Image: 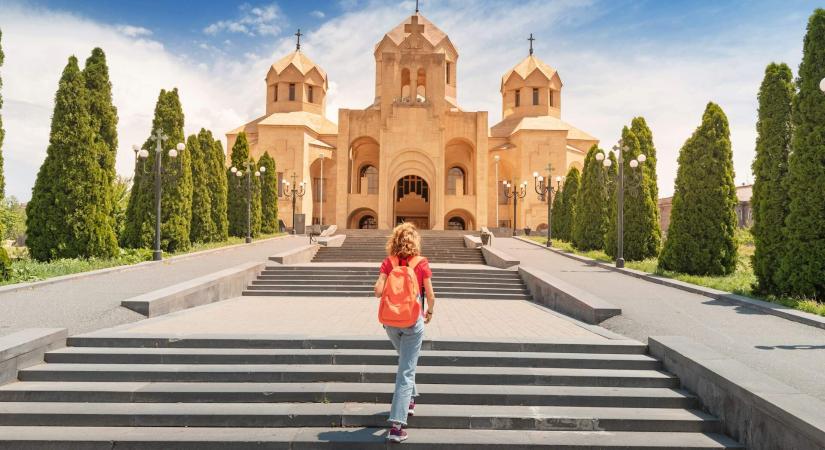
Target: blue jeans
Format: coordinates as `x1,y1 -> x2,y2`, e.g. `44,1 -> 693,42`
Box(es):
384,316 -> 424,425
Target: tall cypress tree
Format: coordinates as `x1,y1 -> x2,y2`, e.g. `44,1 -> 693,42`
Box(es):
0,28 -> 5,199
209,137 -> 229,241
555,167 -> 580,241
121,88 -> 192,252
751,63 -> 794,295
550,185 -> 564,241
572,146 -> 612,251
189,133 -> 212,243
259,152 -> 279,234
605,126 -> 660,261
780,9 -> 825,298
82,47 -> 119,250
26,56 -> 118,260
659,103 -> 737,275
227,133 -> 262,237
631,116 -> 661,251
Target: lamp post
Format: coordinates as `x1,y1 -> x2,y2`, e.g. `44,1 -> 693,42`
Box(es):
503,179 -> 528,236
595,141 -> 646,268
494,155 -> 500,229
318,153 -> 325,227
132,129 -> 186,261
533,163 -> 563,247
279,172 -> 306,234
230,160 -> 265,243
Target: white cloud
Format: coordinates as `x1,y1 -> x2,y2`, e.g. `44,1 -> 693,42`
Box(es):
115,24 -> 152,38
311,10 -> 326,19
203,3 -> 282,37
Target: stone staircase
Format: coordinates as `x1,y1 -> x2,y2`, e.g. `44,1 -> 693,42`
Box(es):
0,334 -> 743,448
244,266 -> 532,300
313,229 -> 485,264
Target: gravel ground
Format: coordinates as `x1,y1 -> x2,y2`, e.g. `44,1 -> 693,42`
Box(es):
0,235 -> 307,337
496,237 -> 825,402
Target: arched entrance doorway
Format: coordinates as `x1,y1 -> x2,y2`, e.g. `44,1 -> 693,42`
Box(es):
393,175 -> 429,229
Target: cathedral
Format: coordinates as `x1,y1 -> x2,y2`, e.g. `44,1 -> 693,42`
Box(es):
227,12 -> 598,231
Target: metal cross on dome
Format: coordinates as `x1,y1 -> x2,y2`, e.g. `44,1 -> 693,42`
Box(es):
295,29 -> 302,50
528,33 -> 535,55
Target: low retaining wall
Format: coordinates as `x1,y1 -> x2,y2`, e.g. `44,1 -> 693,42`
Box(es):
269,244 -> 319,265
121,262 -> 266,317
481,246 -> 519,269
0,328 -> 67,385
317,235 -> 345,247
518,266 -> 621,324
463,235 -> 482,248
649,336 -> 825,449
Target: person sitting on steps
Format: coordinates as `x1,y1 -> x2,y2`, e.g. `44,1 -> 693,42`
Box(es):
374,222 -> 436,443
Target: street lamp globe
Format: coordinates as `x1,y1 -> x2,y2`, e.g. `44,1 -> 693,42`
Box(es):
820,77 -> 825,93
139,149 -> 149,159
555,175 -> 562,182
494,155 -> 500,162
533,171 -> 539,178
603,158 -> 613,167
595,152 -> 605,161
260,166 -> 266,173
236,170 -> 243,177
230,167 -> 238,173
629,159 -> 638,168
168,149 -> 178,158
132,144 -> 140,152
637,154 -> 647,163
176,143 -> 185,151
537,175 -> 544,182
255,171 -> 261,177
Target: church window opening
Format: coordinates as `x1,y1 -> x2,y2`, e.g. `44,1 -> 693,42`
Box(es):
515,89 -> 521,107
273,84 -> 278,102
396,175 -> 429,202
277,172 -> 284,196
446,62 -> 451,84
308,85 -> 314,103
289,83 -> 296,101
360,165 -> 378,194
447,217 -> 466,230
401,68 -> 411,102
532,88 -> 539,105
498,182 -> 508,205
549,90 -> 555,107
447,167 -> 465,195
312,177 -> 326,203
416,68 -> 426,102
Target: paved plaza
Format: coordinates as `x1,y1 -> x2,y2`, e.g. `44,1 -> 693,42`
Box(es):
495,237 -> 825,402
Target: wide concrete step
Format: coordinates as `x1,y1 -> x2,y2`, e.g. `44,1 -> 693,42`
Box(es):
0,426 -> 745,448
0,382 -> 696,408
259,270 -> 515,278
251,279 -> 526,288
43,348 -> 661,370
242,289 -> 532,299
0,402 -> 720,432
265,267 -> 513,274
18,364 -> 678,387
245,285 -> 529,294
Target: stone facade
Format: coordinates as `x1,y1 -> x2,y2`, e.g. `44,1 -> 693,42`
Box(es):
227,13 -> 597,230
658,184 -> 753,233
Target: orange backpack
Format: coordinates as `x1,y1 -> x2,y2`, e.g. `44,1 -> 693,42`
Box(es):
378,255 -> 422,328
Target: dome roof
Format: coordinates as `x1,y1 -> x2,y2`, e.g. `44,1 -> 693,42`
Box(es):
270,50 -> 327,81
501,54 -> 558,85
381,13 -> 449,48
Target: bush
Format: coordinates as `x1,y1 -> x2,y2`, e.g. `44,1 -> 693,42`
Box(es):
0,247 -> 10,280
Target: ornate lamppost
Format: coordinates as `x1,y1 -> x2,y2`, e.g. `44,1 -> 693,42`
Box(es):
595,141 -> 646,268
132,129 -> 186,261
503,179 -> 528,237
279,172 -> 306,234
230,160 -> 265,243
533,163 -> 563,247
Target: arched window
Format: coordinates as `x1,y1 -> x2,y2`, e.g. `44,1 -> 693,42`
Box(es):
307,85 -> 314,103
416,68 -> 426,102
447,216 -> 465,230
446,167 -> 465,195
515,89 -> 521,107
359,215 -> 377,229
400,68 -> 411,102
359,165 -> 378,194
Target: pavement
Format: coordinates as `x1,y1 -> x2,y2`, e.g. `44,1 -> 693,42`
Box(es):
494,237 -> 825,402
0,235 -> 308,337
96,295 -> 610,342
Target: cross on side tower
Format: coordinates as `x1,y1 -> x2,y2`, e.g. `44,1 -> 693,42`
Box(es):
295,29 -> 302,51
405,15 -> 425,34
528,33 -> 535,56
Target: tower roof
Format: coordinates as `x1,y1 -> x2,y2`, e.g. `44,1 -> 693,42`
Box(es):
501,54 -> 558,85
381,13 -> 449,48
270,50 -> 327,81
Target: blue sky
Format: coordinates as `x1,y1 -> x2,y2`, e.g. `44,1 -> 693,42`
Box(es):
0,0 -> 820,201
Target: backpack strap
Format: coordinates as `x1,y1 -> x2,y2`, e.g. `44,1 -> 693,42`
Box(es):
389,255 -> 399,268
408,256 -> 423,270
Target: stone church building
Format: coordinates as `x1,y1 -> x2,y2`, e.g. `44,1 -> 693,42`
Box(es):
227,13 -> 597,231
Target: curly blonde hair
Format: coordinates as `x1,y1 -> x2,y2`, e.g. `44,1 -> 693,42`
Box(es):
386,222 -> 421,258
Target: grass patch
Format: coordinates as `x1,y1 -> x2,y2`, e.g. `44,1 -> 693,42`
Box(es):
2,233 -> 284,286
525,231 -> 824,317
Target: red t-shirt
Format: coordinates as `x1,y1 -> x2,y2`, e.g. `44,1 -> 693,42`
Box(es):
379,255 -> 432,292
